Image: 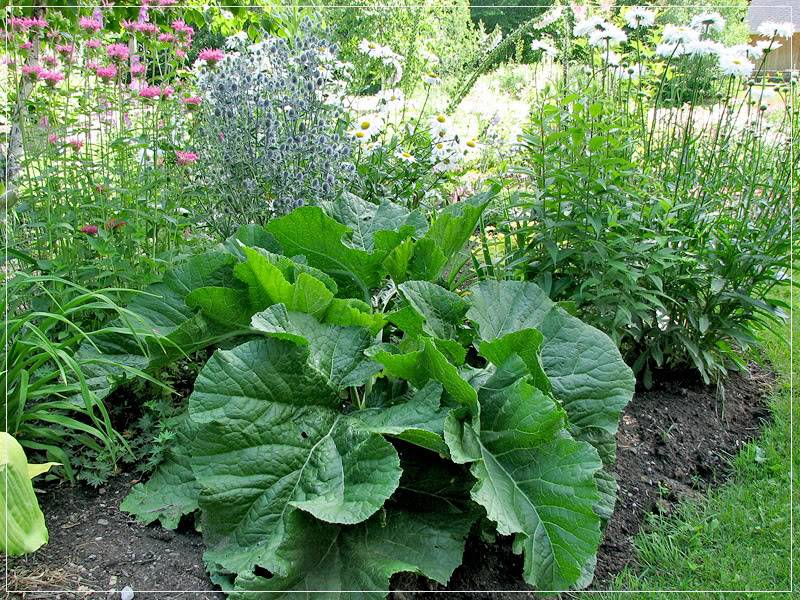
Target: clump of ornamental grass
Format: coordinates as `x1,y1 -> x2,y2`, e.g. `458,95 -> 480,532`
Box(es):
191,18 -> 357,236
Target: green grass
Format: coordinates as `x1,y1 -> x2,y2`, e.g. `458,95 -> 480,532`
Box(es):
596,283 -> 797,600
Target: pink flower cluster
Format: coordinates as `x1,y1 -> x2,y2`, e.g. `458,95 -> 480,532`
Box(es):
181,96 -> 202,108
106,43 -> 130,61
171,20 -> 194,37
80,224 -> 99,235
175,150 -> 198,165
9,16 -> 47,31
95,65 -> 117,81
139,85 -> 174,100
55,43 -> 75,56
86,39 -> 102,49
22,64 -> 44,80
120,20 -> 159,36
78,16 -> 103,33
42,70 -> 64,87
198,48 -> 224,66
131,61 -> 147,76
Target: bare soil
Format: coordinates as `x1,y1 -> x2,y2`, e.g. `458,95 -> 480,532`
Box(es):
6,364 -> 773,599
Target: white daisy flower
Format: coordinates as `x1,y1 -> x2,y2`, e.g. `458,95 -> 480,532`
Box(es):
686,40 -> 722,57
375,88 -> 404,112
623,7 -> 656,29
396,149 -> 417,163
656,42 -> 687,58
530,39 -> 558,57
661,24 -> 700,45
718,50 -> 755,77
350,114 -> 383,140
432,152 -> 460,173
418,47 -> 440,65
589,23 -> 627,47
757,21 -> 795,39
461,137 -> 480,154
574,16 -> 607,37
690,12 -> 725,32
429,113 -> 452,137
422,71 -> 441,86
756,39 -> 783,52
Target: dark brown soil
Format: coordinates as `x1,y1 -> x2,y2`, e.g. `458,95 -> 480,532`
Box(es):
6,364 -> 773,598
5,476 -> 223,599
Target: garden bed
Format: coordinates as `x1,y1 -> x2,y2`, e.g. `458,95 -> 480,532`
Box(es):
8,363 -> 772,598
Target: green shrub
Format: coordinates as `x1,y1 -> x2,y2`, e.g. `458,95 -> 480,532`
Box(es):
318,0 -> 481,91
116,192 -> 634,594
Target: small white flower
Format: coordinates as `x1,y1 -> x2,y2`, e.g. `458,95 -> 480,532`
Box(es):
429,113 -> 453,138
756,39 -> 783,52
573,16 -> 606,37
461,137 -> 480,154
418,47 -> 440,65
690,12 -> 725,32
656,42 -> 687,58
622,7 -> 656,29
757,21 -> 795,39
589,23 -> 627,47
661,24 -> 700,45
375,88 -> 404,112
530,39 -> 558,57
422,71 -> 441,86
686,40 -> 722,57
432,152 -> 460,173
396,149 -> 416,163
350,114 -> 383,140
718,50 -> 754,77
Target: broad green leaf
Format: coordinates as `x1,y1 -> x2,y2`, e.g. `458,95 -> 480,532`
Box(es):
414,190 -> 494,279
467,280 -> 634,464
446,362 -> 602,590
231,507 -> 475,599
265,207 -> 413,299
186,287 -> 253,327
251,306 -> 382,389
323,193 -> 428,251
189,338 -> 400,576
353,381 -> 449,454
121,412 -> 200,529
476,328 -> 550,393
367,338 -> 478,413
398,281 -> 468,340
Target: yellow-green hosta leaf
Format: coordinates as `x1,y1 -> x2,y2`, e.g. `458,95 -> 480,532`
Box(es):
27,462 -> 60,479
0,433 -> 49,556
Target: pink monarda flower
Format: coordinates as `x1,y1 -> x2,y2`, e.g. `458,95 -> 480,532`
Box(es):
171,19 -> 194,37
42,70 -> 65,87
130,62 -> 146,76
56,43 -> 75,56
22,64 -> 44,80
95,65 -> 117,81
20,41 -> 33,51
80,224 -> 98,235
120,19 -> 136,31
158,32 -> 176,43
198,48 -> 224,66
175,150 -> 198,165
106,43 -> 130,62
67,137 -> 84,151
78,16 -> 103,33
138,22 -> 159,36
161,85 -> 175,98
29,17 -> 47,29
175,48 -> 187,60
48,134 -> 59,145
86,60 -> 100,71
159,0 -> 179,6
42,54 -> 58,66
139,85 -> 174,100
10,16 -> 47,31
181,95 -> 202,108
86,38 -> 102,49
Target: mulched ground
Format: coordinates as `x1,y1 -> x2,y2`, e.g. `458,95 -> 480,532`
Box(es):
6,363 -> 773,599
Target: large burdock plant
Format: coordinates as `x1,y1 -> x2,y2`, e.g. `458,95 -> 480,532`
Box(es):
119,191 -> 634,594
